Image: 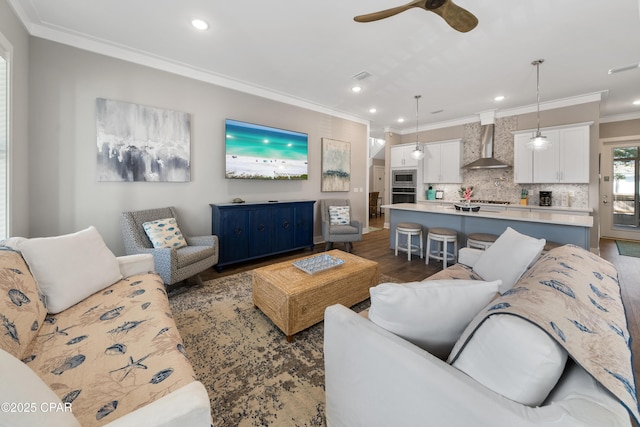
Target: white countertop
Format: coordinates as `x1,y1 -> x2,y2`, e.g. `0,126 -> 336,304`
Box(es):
381,203 -> 593,228
417,199 -> 592,213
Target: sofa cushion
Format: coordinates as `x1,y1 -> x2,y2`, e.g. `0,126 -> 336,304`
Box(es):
329,206 -> 350,225
450,314 -> 568,406
23,273 -> 197,426
0,348 -> 82,427
472,227 -> 545,293
18,226 -> 123,314
0,248 -> 47,359
368,279 -> 501,359
142,217 -> 187,249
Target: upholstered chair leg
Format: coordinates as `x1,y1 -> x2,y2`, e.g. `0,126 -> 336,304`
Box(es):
325,242 -> 333,251
194,274 -> 204,287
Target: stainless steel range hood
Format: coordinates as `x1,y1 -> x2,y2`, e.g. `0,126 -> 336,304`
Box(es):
463,124 -> 510,169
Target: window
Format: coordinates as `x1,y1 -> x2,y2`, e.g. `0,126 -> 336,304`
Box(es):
0,34 -> 10,239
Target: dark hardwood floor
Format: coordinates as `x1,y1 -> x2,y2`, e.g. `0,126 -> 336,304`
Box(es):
201,213 -> 640,400
201,214 -> 442,283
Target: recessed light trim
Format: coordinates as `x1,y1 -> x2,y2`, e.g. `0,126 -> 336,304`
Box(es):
494,95 -> 505,101
633,100 -> 640,106
397,118 -> 405,123
351,86 -> 362,93
191,19 -> 209,30
369,108 -> 377,113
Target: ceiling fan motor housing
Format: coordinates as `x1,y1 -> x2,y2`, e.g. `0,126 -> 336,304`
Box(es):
426,0 -> 447,10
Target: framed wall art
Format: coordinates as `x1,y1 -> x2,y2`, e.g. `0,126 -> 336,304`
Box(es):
321,137 -> 351,192
96,98 -> 191,182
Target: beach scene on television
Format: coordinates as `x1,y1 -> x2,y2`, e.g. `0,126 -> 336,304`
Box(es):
225,119 -> 308,180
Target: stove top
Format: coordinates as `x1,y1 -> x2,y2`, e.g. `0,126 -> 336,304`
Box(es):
470,200 -> 511,205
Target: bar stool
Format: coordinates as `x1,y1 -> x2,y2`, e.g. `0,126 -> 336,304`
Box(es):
543,241 -> 563,254
426,228 -> 457,268
395,222 -> 424,261
467,233 -> 499,250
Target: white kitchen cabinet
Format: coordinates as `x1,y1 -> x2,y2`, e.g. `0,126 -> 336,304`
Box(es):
513,124 -> 590,184
422,139 -> 463,184
558,126 -> 590,183
513,133 -> 534,183
390,145 -> 420,168
532,130 -> 561,183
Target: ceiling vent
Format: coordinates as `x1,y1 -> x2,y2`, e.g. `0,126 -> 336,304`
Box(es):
352,71 -> 373,81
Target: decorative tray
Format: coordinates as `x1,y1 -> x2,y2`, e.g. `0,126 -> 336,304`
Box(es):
293,254 -> 344,274
454,203 -> 481,212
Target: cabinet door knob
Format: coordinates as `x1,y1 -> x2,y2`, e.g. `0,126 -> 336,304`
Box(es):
257,224 -> 266,232
234,227 -> 243,235
282,220 -> 290,229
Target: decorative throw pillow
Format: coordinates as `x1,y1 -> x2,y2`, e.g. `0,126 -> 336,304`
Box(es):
18,226 -> 123,314
450,314 -> 568,406
368,279 -> 501,359
142,217 -> 187,249
329,206 -> 350,225
472,227 -> 545,293
0,348 -> 82,427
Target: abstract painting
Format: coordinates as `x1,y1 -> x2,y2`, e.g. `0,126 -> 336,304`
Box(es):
321,138 -> 350,192
96,98 -> 191,182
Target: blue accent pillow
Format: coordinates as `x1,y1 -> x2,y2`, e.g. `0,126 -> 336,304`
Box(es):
329,206 -> 350,225
142,218 -> 187,249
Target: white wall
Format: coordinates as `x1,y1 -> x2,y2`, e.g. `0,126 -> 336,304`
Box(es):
0,0 -> 30,237
28,37 -> 368,255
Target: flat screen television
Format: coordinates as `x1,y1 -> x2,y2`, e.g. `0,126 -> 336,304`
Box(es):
225,119 -> 308,180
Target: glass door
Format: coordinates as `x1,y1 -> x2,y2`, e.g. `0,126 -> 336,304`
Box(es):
601,142 -> 640,240
612,147 -> 639,229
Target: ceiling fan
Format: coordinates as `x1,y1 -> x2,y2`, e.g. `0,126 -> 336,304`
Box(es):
354,0 -> 478,33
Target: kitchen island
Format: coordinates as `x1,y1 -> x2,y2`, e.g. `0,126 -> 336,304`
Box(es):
382,203 -> 593,250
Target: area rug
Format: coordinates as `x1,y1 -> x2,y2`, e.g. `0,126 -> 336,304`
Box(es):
168,271 -> 398,426
615,240 -> 640,258
368,226 -> 383,232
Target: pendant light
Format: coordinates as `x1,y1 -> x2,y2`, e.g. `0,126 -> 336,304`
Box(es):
410,95 -> 425,160
527,59 -> 549,151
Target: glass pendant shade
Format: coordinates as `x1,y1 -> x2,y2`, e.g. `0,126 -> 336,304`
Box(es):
411,95 -> 425,160
410,143 -> 425,160
527,131 -> 549,151
528,59 -> 550,151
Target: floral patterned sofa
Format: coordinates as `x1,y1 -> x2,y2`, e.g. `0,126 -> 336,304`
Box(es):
0,227 -> 211,427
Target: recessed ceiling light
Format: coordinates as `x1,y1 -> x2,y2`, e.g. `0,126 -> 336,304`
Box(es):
397,118 -> 405,123
369,108 -> 377,113
351,86 -> 362,93
494,95 -> 505,101
633,100 -> 640,106
191,19 -> 209,30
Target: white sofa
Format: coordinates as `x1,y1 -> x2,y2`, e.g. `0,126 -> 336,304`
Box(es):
0,228 -> 211,427
324,243 -> 633,427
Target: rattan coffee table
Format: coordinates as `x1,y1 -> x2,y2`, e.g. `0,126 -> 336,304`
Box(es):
252,250 -> 379,341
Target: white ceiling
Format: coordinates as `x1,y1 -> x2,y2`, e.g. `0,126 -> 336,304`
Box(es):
8,0 -> 640,138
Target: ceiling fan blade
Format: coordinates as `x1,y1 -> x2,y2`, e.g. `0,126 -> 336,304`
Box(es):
428,0 -> 478,32
354,0 -> 422,23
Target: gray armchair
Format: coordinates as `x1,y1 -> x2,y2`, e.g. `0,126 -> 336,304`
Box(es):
120,206 -> 218,285
320,199 -> 362,253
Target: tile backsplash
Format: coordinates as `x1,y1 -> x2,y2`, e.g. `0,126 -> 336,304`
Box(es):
421,117 -> 588,208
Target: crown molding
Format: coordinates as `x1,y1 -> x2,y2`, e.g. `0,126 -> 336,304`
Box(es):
600,111 -> 640,123
397,92 -> 605,135
24,21 -> 371,126
495,92 -> 604,118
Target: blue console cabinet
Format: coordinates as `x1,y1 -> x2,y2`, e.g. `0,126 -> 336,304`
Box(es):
210,200 -> 315,271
